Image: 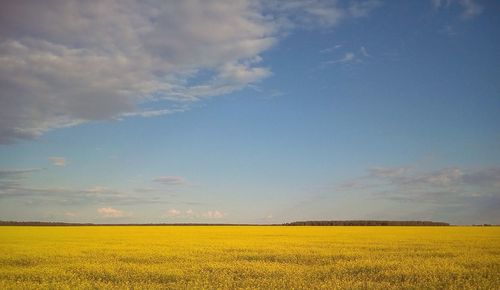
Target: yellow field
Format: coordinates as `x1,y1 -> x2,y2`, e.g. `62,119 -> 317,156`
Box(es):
0,226 -> 498,289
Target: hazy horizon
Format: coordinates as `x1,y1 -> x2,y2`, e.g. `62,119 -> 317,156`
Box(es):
1,0 -> 499,225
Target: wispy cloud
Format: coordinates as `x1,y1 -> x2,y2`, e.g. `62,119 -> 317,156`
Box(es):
320,44 -> 342,53
0,180 -> 162,206
348,0 -> 382,18
97,207 -> 126,218
360,46 -> 370,57
265,1 -> 344,29
320,45 -> 374,68
323,52 -> 356,65
340,166 -> 500,203
0,168 -> 204,208
48,156 -> 66,167
0,168 -> 41,179
152,176 -> 187,186
0,168 -> 42,192
432,0 -> 483,19
121,107 -> 188,118
368,166 -> 413,180
459,0 -> 483,19
462,168 -> 500,188
438,25 -> 457,37
298,165 -> 500,223
162,208 -> 225,219
431,0 -> 453,10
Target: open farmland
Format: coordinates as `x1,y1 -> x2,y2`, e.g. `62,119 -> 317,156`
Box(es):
0,226 -> 499,289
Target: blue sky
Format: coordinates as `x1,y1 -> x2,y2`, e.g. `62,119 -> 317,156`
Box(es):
0,0 -> 499,224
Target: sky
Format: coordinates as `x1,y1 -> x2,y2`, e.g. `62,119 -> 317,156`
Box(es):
0,0 -> 499,225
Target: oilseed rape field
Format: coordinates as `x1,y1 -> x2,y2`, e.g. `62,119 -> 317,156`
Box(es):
0,226 -> 498,289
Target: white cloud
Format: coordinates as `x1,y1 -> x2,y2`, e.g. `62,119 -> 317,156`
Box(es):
165,208 -> 182,217
320,44 -> 342,53
121,108 -> 187,118
48,156 -> 66,167
431,0 -> 483,19
152,176 -> 186,185
0,0 -> 380,144
323,46 -> 373,67
97,207 -> 125,218
203,210 -> 225,219
339,52 -> 356,62
162,208 -> 225,219
0,0 -> 276,144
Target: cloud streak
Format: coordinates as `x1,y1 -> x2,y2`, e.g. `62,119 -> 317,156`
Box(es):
336,166 -> 500,213
48,156 -> 66,167
163,208 -> 225,219
0,168 -> 41,179
98,207 -> 126,218
0,168 -> 209,210
432,0 -> 483,19
0,169 -> 163,206
0,184 -> 162,206
152,176 -> 187,186
325,52 -> 356,65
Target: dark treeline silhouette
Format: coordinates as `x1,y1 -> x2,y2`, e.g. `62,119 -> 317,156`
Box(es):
0,221 -> 95,226
0,221 -> 277,226
0,220 -> 451,226
284,220 -> 450,226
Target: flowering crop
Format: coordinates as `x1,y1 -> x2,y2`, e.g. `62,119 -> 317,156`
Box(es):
0,226 -> 498,289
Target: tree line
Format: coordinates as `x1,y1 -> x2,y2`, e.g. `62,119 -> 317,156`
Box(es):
283,220 -> 450,226
0,220 -> 451,226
